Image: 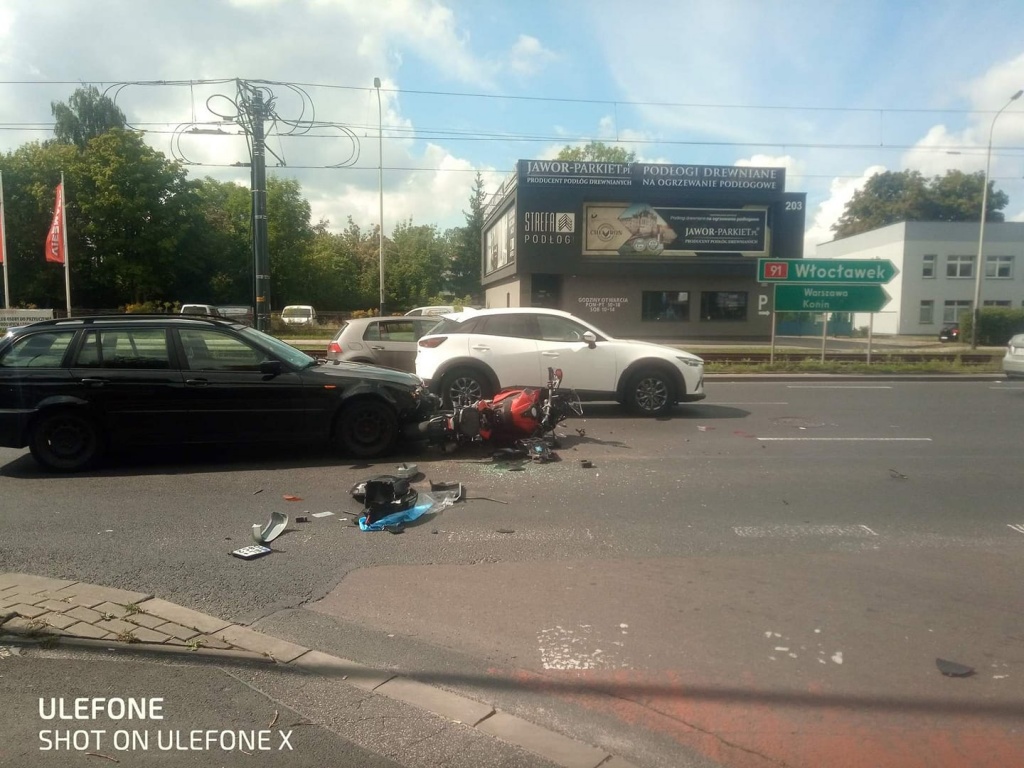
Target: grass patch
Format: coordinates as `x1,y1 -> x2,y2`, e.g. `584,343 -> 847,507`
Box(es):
120,603 -> 144,615
706,357 -> 1001,375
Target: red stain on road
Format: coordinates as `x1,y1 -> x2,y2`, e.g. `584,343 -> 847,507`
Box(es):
491,667 -> 1024,768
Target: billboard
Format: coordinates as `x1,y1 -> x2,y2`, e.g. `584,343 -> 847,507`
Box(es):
584,203 -> 769,257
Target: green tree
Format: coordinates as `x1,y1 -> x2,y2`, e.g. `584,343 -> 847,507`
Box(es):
556,141 -> 636,163
833,169 -> 1008,239
386,221 -> 448,311
265,177 -> 315,309
51,86 -> 127,149
449,172 -> 485,301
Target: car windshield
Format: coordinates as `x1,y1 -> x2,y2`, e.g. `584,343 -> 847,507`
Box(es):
239,326 -> 317,368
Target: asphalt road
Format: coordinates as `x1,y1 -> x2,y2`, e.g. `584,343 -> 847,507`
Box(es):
2,378 -> 1023,767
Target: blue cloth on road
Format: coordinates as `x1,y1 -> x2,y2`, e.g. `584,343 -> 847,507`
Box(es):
358,495 -> 435,531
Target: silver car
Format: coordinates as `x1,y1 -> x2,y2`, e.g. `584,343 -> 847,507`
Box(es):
1003,333 -> 1024,379
327,316 -> 441,372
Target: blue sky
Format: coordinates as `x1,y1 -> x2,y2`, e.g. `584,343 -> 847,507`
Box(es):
1,0 -> 1023,254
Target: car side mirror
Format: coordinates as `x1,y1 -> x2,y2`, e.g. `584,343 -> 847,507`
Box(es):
259,360 -> 284,376
582,331 -> 597,349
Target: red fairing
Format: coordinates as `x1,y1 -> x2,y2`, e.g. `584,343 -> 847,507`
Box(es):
477,388 -> 543,441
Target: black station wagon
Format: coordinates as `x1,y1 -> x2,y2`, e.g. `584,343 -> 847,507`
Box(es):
0,315 -> 437,471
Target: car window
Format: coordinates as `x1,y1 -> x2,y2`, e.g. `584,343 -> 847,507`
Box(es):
378,320 -> 418,342
428,316 -> 477,335
74,329 -> 172,370
179,329 -> 266,371
536,315 -> 587,342
361,321 -> 381,342
479,314 -> 538,339
415,319 -> 440,339
0,330 -> 77,368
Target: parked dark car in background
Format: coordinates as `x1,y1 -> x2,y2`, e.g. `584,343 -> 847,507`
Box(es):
939,324 -> 960,342
0,315 -> 437,471
327,316 -> 441,371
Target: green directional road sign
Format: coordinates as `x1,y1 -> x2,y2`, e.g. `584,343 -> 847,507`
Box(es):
774,284 -> 891,313
758,258 -> 899,284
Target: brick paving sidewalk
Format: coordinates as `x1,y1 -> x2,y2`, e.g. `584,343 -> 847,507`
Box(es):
0,572 -> 305,661
0,572 -> 636,768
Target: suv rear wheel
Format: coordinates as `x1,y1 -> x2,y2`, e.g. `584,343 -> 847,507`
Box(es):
625,369 -> 676,417
29,408 -> 104,471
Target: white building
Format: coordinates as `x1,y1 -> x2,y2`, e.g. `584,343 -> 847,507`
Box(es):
816,221 -> 1024,335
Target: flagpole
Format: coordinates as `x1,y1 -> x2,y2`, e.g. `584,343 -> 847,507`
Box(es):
60,173 -> 71,318
0,171 -> 9,309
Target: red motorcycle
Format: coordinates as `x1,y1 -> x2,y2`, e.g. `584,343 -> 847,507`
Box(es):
407,367 -> 582,450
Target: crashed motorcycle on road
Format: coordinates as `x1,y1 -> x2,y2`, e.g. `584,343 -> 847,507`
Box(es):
405,367 -> 583,456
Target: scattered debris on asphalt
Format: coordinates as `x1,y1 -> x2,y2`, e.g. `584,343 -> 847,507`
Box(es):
889,468 -> 908,480
580,459 -> 594,469
697,425 -> 714,432
496,529 -> 515,534
283,494 -> 303,501
252,511 -> 288,544
395,462 -> 419,479
295,516 -> 310,524
252,489 -> 264,495
936,658 -> 975,677
231,544 -> 273,560
311,511 -> 334,518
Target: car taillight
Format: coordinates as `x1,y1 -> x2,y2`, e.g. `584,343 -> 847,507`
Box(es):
418,336 -> 447,348
327,342 -> 342,354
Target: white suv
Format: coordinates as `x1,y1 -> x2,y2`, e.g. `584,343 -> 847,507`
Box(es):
415,308 -> 705,415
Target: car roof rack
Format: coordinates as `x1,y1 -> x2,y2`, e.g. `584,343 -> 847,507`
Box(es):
20,314 -> 237,327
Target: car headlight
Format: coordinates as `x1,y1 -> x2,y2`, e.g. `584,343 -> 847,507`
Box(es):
676,356 -> 703,368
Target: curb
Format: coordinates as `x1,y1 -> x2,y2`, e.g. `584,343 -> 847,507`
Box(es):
705,372 -> 1006,382
0,572 -> 636,768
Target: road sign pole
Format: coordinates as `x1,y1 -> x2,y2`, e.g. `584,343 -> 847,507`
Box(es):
770,284 -> 777,364
821,313 -> 828,363
867,314 -> 873,365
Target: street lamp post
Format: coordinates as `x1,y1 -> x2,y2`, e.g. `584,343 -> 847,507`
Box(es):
971,88 -> 1022,348
374,77 -> 386,317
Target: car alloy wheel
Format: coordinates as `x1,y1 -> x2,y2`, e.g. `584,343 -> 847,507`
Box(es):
627,371 -> 674,416
29,408 -> 104,472
336,400 -> 399,458
442,367 -> 490,408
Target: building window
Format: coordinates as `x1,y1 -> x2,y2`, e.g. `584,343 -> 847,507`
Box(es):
922,254 -> 936,278
943,300 -> 971,324
919,300 -> 934,324
946,255 -> 974,278
642,291 -> 690,322
701,291 -> 748,321
983,300 -> 1011,307
985,255 -> 1013,279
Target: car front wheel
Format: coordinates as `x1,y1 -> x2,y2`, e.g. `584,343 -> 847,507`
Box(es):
625,369 -> 676,417
440,367 -> 492,408
29,408 -> 104,471
335,399 -> 399,458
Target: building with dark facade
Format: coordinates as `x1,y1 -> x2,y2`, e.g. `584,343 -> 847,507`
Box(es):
481,159 -> 807,339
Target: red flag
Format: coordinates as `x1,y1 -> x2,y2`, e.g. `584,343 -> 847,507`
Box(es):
45,183 -> 65,264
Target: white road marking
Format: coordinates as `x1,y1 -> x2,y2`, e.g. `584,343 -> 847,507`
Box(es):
712,402 -> 789,405
1008,524 -> 1024,534
537,625 -> 622,670
757,437 -> 932,442
734,524 -> 880,538
787,385 -> 892,389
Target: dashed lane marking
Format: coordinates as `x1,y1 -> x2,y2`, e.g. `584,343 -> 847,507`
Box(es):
1008,524 -> 1024,534
733,524 -> 879,538
757,437 -> 932,442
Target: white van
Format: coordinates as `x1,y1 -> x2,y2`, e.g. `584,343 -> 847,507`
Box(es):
180,304 -> 222,317
281,305 -> 317,327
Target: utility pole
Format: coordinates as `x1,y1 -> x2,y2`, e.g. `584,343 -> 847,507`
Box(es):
249,89 -> 271,332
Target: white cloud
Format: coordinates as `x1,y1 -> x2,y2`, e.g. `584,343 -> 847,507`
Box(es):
802,165 -> 887,256
508,35 -> 557,77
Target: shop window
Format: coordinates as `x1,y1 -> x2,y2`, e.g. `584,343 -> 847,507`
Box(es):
985,255 -> 1013,279
919,300 -> 934,324
701,291 -> 748,321
946,255 -> 973,278
921,254 -> 936,278
642,291 -> 690,322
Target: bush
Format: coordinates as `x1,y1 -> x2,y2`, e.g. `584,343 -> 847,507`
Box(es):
123,301 -> 179,314
960,307 -> 1024,345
